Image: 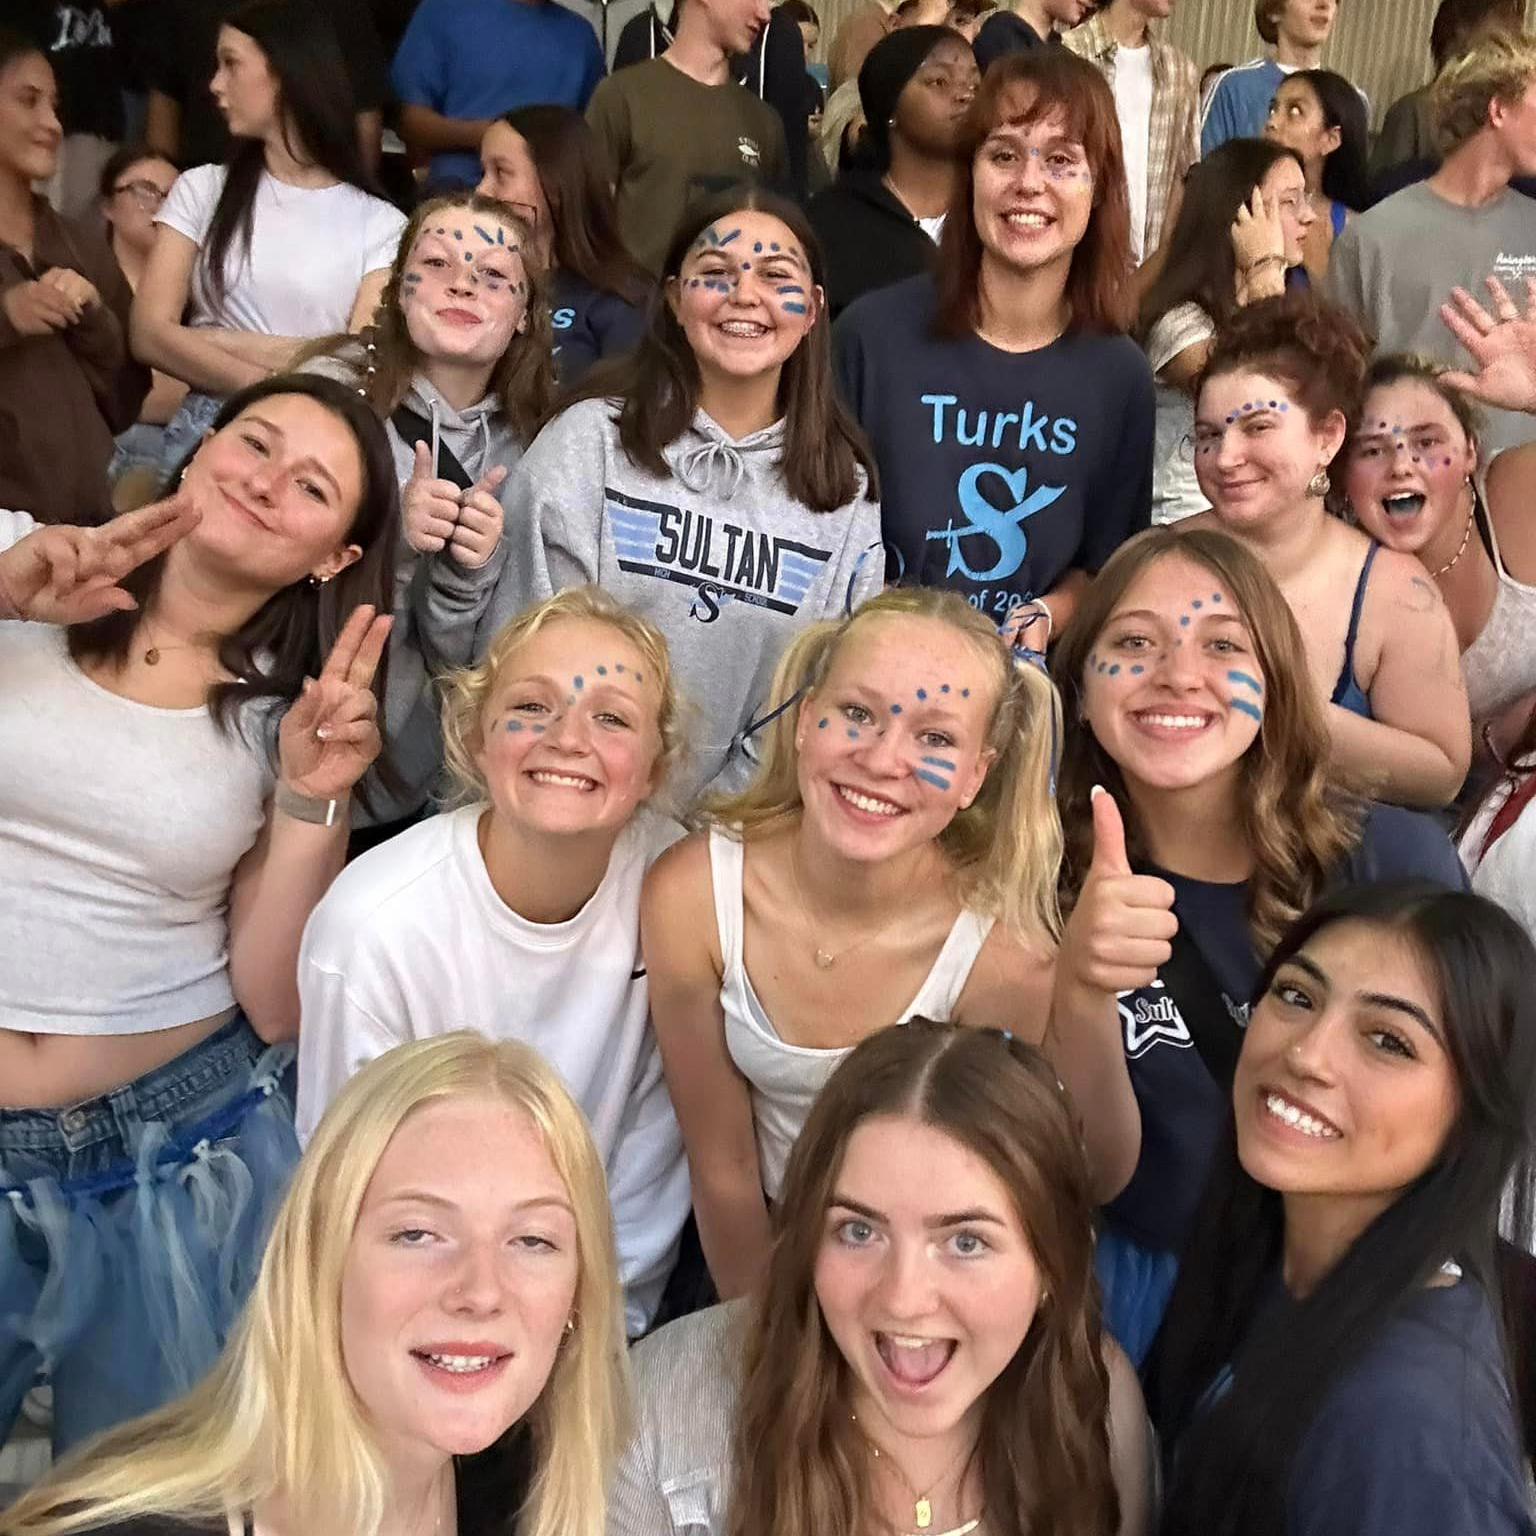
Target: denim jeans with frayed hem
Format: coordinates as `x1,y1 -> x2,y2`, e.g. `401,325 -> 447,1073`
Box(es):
0,1013 -> 298,1452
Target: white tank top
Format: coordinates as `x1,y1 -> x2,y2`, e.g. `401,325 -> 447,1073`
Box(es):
1460,486 -> 1536,723
710,827 -> 994,1197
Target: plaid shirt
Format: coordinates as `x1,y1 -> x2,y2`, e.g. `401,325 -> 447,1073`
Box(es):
1064,11 -> 1200,260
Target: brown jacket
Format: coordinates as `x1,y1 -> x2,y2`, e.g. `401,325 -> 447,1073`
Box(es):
0,197 -> 149,525
828,0 -> 893,92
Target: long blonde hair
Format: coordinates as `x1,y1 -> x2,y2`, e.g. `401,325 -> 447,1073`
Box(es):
1054,527 -> 1361,950
0,1036 -> 631,1536
438,585 -> 688,810
706,589 -> 1062,941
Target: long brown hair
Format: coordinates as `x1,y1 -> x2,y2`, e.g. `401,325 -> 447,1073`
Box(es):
495,105 -> 653,308
302,193 -> 558,447
560,188 -> 879,513
934,49 -> 1134,339
728,1019 -> 1117,1536
1054,527 -> 1361,950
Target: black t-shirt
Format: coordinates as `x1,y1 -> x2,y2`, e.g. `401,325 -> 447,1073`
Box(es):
549,268 -> 648,386
1106,804 -> 1469,1256
807,171 -> 938,319
972,11 -> 1057,73
16,1 -> 124,141
149,0 -> 388,168
833,273 -> 1153,621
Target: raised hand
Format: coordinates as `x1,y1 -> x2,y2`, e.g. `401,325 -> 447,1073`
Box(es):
0,491 -> 201,625
401,441 -> 464,555
1230,186 -> 1285,276
1439,275 -> 1536,415
448,463 -> 508,569
277,605 -> 393,803
1060,786 -> 1179,997
3,278 -> 80,337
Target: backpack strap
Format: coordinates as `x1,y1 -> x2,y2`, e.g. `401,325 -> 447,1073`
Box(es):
391,402 -> 473,491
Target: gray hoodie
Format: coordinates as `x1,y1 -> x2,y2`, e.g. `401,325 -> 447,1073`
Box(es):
449,397 -> 883,803
300,351 -> 526,825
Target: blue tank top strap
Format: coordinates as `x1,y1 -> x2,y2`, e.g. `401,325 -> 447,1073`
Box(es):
1330,540 -> 1381,717
1330,198 -> 1347,238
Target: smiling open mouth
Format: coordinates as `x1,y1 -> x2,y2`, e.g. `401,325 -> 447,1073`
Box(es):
875,1332 -> 957,1389
527,769 -> 599,792
719,320 -> 770,338
1382,493 -> 1426,518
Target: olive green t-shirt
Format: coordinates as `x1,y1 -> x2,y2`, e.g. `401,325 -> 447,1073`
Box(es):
586,58 -> 789,274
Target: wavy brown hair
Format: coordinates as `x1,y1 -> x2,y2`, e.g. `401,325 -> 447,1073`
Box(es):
303,193 -> 557,446
1054,527 -> 1362,950
561,188 -> 879,513
934,49 -> 1134,339
728,1019 -> 1116,1536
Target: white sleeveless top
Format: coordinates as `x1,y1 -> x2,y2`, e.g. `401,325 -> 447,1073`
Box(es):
1460,488 -> 1536,723
710,827 -> 994,1196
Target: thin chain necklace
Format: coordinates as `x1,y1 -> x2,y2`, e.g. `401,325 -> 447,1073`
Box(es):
788,840 -> 903,969
140,615 -> 196,667
853,1413 -> 980,1534
1432,498 -> 1476,578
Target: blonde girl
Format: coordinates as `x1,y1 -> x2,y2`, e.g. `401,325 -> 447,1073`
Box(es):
643,587 -> 1142,1300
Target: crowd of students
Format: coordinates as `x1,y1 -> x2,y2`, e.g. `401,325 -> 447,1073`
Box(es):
3,0 -> 1536,1533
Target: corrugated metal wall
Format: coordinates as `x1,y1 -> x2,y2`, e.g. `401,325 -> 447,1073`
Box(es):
803,0 -> 1536,130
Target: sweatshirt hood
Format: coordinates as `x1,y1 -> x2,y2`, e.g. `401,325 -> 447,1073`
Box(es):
403,374 -> 517,482
673,409 -> 787,499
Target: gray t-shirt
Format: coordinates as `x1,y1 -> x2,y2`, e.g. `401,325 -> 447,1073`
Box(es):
1325,181 -> 1536,456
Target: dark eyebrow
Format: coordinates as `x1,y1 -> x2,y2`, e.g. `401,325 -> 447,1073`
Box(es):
1282,954 -> 1446,1047
241,414 -> 342,497
829,1197 -> 1007,1229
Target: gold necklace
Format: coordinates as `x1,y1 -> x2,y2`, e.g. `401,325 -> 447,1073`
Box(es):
788,840 -> 903,969
1432,499 -> 1476,578
853,1413 -> 979,1533
140,616 -> 196,667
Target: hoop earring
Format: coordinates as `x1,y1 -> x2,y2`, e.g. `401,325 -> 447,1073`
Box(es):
1307,468 -> 1331,499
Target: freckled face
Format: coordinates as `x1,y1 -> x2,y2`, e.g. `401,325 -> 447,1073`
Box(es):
972,108 -> 1095,280
794,615 -> 998,864
1341,381 -> 1475,558
474,617 -> 664,839
667,210 -> 822,390
1234,921 -> 1458,1211
400,209 -> 530,368
1195,370 -> 1342,528
1081,554 -> 1265,796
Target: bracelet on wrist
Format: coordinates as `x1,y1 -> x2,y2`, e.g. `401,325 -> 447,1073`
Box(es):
1243,254 -> 1287,274
273,782 -> 350,827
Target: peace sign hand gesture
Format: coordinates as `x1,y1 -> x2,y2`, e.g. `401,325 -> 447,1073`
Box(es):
1440,275 -> 1536,416
0,491 -> 200,625
277,604 -> 393,802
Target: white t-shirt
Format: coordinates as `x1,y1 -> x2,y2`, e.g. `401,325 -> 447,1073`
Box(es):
1460,768 -> 1536,946
0,513 -> 274,1034
1145,301 -> 1216,525
295,803 -> 691,1335
157,164 -> 406,334
1113,43 -> 1155,263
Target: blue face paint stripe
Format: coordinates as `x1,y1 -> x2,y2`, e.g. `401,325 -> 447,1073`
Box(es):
915,769 -> 952,791
1231,698 -> 1262,722
921,755 -> 957,770
1226,670 -> 1263,694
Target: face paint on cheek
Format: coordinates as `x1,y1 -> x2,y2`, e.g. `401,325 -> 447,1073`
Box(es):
505,719 -> 524,732
915,768 -> 952,791
916,753 -> 957,792
1230,698 -> 1262,722
774,283 -> 808,315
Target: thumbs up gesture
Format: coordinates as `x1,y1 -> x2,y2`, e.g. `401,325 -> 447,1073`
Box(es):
449,462 -> 509,569
401,444 -> 508,569
1061,786 -> 1179,996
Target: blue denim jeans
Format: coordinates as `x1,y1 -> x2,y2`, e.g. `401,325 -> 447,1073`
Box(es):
0,1014 -> 298,1452
157,390 -> 224,477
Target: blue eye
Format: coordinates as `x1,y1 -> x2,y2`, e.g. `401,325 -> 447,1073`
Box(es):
837,1218 -> 876,1246
950,1230 -> 989,1258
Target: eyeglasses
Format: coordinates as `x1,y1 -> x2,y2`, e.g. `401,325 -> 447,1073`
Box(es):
112,180 -> 170,207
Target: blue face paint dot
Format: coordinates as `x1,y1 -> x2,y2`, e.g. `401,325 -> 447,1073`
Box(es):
596,665 -> 607,675
1179,615 -> 1191,626
452,229 -> 462,239
916,688 -> 927,700
1212,593 -> 1221,603
1269,400 -> 1278,409
742,261 -> 751,270
818,718 -> 828,729
940,684 -> 950,693
531,724 -> 546,734
753,241 -> 762,252
1108,664 -> 1120,676
769,241 -> 780,251
960,688 -> 970,698
505,720 -> 524,732
1226,413 -> 1236,425
1278,402 -> 1289,412
847,727 -> 859,739
1130,664 -> 1145,675
890,703 -> 902,714
1191,599 -> 1203,609
573,676 -> 583,690
634,672 -> 643,682
1444,458 -> 1454,467
614,663 -> 625,673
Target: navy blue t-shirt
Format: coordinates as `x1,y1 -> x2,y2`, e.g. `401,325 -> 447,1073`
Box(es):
833,275 -> 1154,623
549,270 -> 649,386
1107,804 -> 1468,1256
